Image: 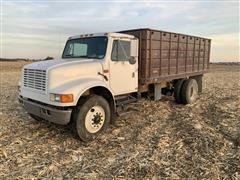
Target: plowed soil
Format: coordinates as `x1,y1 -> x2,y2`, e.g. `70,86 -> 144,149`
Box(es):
0,61 -> 239,179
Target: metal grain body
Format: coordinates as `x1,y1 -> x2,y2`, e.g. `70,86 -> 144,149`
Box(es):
119,28 -> 211,85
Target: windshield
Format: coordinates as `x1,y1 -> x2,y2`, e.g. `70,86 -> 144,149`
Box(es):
62,36 -> 108,59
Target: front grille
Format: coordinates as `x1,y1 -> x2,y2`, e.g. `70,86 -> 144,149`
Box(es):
23,69 -> 46,91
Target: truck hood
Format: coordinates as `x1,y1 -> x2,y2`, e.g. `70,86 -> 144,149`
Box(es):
23,58 -> 95,71
22,58 -> 104,91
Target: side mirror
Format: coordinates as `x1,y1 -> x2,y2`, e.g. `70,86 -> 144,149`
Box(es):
130,39 -> 138,65
129,56 -> 136,64
130,39 -> 138,57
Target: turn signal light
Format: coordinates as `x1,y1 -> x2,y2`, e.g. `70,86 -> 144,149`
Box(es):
50,93 -> 74,103
60,94 -> 73,103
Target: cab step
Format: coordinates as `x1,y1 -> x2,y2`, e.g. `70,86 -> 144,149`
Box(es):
115,95 -> 137,106
115,95 -> 138,116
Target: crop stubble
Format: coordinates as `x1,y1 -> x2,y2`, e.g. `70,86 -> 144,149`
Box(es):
0,61 -> 239,179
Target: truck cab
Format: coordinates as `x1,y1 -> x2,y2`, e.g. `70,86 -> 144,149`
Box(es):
19,32 -> 139,141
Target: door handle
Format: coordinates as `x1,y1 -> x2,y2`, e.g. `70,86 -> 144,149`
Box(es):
132,72 -> 135,78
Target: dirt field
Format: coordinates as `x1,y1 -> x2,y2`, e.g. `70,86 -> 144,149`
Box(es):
0,61 -> 239,179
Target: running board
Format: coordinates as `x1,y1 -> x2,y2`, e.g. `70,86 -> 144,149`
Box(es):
115,95 -> 138,116
115,95 -> 137,106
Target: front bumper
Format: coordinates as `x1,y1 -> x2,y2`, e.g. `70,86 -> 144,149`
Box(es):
18,96 -> 72,125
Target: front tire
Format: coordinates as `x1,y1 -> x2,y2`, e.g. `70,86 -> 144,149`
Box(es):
72,95 -> 111,142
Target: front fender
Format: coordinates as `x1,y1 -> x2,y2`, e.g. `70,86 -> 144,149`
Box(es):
49,77 -> 114,106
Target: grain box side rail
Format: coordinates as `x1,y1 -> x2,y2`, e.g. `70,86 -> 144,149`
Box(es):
119,28 -> 211,85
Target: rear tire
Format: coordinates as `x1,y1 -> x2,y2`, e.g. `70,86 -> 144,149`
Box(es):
181,79 -> 198,104
72,95 -> 111,142
174,79 -> 185,104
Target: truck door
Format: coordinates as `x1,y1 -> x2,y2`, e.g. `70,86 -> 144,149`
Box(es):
109,38 -> 138,95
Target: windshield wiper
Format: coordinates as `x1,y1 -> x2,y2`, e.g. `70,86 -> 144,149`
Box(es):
78,55 -> 93,59
64,55 -> 97,59
65,54 -> 73,57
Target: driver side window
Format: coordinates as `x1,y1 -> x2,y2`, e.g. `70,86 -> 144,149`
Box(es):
111,40 -> 130,61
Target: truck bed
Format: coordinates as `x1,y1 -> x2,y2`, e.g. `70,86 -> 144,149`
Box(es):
119,28 -> 211,84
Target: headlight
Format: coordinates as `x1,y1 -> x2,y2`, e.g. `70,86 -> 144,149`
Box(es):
50,93 -> 74,103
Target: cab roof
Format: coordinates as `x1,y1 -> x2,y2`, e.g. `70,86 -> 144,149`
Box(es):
68,32 -> 135,40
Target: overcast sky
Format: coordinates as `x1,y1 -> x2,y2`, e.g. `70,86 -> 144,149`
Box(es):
1,0 -> 239,62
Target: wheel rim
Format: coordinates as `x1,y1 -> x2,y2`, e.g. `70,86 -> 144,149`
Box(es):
85,105 -> 105,133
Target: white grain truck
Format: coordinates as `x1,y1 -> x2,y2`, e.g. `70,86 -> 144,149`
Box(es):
19,29 -> 211,141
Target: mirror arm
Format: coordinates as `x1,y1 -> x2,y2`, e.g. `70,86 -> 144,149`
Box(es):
98,72 -> 108,81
